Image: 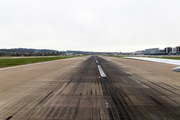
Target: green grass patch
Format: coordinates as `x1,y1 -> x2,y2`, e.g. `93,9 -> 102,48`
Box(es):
0,56 -> 79,68
102,55 -> 125,58
152,57 -> 180,60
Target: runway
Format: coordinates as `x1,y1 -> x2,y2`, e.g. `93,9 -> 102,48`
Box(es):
0,55 -> 180,120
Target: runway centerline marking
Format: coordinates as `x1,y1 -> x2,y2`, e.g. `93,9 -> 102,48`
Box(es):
97,65 -> 106,77
105,100 -> 109,108
96,60 -> 98,63
94,56 -> 99,63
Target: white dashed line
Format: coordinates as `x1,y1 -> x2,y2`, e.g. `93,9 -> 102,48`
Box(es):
105,100 -> 109,108
97,65 -> 106,77
94,56 -> 98,63
95,56 -> 106,77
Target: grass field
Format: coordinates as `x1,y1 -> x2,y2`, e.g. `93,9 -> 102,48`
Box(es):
0,56 -> 77,68
153,56 -> 180,60
102,55 -> 124,58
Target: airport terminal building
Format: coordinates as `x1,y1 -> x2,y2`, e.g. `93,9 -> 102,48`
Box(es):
144,48 -> 160,55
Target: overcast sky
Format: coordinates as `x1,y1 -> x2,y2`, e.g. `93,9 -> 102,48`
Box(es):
0,0 -> 180,52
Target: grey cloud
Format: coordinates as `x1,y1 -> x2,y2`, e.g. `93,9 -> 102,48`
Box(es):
0,0 -> 180,52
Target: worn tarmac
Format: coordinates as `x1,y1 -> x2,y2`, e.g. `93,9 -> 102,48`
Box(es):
0,55 -> 180,120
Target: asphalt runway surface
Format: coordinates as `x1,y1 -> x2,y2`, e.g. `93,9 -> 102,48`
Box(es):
0,55 -> 180,120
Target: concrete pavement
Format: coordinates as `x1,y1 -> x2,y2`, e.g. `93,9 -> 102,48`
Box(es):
0,55 -> 180,120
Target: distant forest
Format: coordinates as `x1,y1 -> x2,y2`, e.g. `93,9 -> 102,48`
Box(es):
0,48 -> 107,56
0,48 -> 62,56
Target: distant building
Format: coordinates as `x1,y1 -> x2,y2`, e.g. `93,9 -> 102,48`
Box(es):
121,52 -> 134,55
175,46 -> 180,54
65,52 -> 74,56
164,47 -> 172,53
144,48 -> 159,55
159,49 -> 165,53
134,50 -> 144,55
172,47 -> 176,53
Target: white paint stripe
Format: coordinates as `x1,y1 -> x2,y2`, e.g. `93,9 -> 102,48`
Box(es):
96,60 -> 99,63
126,57 -> 180,72
126,57 -> 180,65
97,65 -> 106,77
105,100 -> 109,108
0,57 -> 82,71
94,56 -> 99,63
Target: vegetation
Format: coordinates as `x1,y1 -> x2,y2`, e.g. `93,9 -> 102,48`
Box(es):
153,56 -> 180,60
102,55 -> 124,58
0,48 -> 61,56
0,56 -> 76,68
